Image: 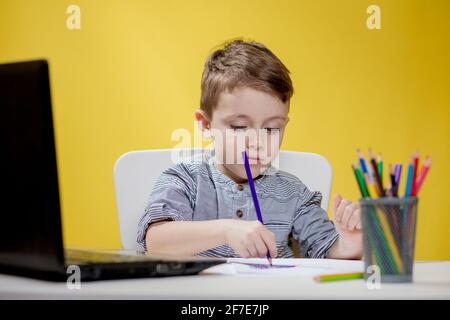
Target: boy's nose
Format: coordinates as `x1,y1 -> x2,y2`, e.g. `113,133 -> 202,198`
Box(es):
245,135 -> 260,150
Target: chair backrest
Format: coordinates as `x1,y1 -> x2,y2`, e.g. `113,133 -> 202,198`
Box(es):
113,149 -> 333,250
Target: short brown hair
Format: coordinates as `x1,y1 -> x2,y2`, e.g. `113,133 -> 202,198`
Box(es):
200,39 -> 294,119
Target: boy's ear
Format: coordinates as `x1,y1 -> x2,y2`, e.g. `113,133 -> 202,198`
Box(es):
195,109 -> 212,139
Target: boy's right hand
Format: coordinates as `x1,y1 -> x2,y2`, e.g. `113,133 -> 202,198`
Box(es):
223,220 -> 277,258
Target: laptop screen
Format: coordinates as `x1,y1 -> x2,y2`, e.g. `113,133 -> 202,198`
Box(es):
0,60 -> 65,273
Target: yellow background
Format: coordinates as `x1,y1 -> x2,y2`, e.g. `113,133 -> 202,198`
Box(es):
1,0 -> 448,259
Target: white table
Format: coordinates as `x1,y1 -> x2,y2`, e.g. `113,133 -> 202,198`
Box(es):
0,261 -> 449,299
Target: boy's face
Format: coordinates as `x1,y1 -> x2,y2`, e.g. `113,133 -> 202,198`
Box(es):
196,86 -> 289,183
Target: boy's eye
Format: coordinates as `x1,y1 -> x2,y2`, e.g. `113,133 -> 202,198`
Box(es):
230,125 -> 247,132
264,127 -> 280,133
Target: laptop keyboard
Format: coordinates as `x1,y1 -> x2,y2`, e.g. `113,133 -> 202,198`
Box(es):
62,249 -> 224,279
65,249 -> 157,265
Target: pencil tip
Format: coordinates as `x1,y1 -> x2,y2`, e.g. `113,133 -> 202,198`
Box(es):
356,149 -> 363,157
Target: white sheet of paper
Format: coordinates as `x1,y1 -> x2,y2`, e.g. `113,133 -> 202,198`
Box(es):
202,258 -> 364,277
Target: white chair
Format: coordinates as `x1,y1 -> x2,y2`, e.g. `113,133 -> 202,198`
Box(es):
113,149 -> 333,250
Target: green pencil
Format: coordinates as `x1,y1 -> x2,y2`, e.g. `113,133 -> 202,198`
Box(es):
314,272 -> 364,282
377,153 -> 383,187
352,163 -> 370,198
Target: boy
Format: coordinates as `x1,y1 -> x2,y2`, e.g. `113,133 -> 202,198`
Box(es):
137,39 -> 362,259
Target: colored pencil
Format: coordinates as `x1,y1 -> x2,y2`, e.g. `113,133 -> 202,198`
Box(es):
413,156 -> 431,196
377,153 -> 383,187
314,272 -> 364,282
389,164 -> 396,197
357,149 -> 368,173
386,180 -> 393,197
394,164 -> 402,197
242,150 -> 272,266
366,165 -> 377,196
358,148 -> 373,183
369,149 -> 385,197
352,163 -> 370,198
405,159 -> 414,197
363,172 -> 375,198
411,152 -> 420,196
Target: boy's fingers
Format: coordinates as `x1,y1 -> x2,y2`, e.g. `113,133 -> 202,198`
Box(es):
356,221 -> 362,230
260,229 -> 277,258
254,237 -> 268,258
341,202 -> 358,228
335,199 -> 351,223
245,241 -> 257,257
238,246 -> 251,258
332,194 -> 343,213
347,208 -> 361,231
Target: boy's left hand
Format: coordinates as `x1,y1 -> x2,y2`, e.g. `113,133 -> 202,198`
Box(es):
331,194 -> 362,243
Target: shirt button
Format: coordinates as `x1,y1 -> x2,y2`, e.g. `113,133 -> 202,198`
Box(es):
236,209 -> 244,218
236,184 -> 244,191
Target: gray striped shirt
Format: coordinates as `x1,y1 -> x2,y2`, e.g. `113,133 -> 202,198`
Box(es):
137,151 -> 339,258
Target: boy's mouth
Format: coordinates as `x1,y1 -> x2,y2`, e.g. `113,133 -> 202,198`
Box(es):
247,156 -> 261,164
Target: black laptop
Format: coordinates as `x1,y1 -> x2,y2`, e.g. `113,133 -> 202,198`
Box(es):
0,60 -> 224,281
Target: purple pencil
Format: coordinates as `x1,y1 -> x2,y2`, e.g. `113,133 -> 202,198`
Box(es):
394,164 -> 402,197
242,150 -> 273,266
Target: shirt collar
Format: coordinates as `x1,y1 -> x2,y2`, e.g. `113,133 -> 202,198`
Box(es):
205,150 -> 277,189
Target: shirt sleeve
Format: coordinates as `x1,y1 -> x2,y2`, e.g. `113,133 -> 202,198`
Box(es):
291,186 -> 339,258
136,167 -> 194,250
